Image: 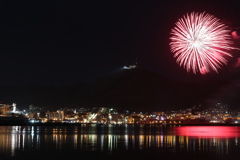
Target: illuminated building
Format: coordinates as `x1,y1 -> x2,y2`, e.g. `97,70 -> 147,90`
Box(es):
0,104 -> 10,114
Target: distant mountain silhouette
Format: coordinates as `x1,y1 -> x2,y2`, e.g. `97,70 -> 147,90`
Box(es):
0,68 -> 233,112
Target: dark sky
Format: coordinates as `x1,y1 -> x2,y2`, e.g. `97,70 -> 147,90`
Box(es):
0,0 -> 240,86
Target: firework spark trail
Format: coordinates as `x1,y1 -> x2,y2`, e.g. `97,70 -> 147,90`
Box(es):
170,12 -> 234,74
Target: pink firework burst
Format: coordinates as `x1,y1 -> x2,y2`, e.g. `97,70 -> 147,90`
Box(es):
169,12 -> 233,74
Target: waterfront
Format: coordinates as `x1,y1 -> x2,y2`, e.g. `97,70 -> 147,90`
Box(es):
0,125 -> 240,160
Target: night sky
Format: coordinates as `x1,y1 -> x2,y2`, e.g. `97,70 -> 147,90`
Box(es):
0,0 -> 240,86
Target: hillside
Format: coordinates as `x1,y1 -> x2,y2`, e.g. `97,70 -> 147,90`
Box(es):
0,68 -> 231,112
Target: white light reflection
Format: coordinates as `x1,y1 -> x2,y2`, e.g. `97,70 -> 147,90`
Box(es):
11,131 -> 16,157
101,135 -> 104,151
125,135 -> 128,150
89,134 -> 97,151
74,135 -> 77,150
108,135 -> 113,152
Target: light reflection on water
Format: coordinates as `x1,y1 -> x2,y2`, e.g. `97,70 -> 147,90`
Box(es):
0,125 -> 240,159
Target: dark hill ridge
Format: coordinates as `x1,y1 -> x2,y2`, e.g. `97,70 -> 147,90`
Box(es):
70,68 -> 175,111
0,68 -> 232,112
76,68 -> 230,111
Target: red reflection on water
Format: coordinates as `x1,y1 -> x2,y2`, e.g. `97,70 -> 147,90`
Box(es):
175,126 -> 240,138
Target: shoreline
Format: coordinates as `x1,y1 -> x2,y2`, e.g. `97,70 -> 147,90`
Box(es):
0,123 -> 239,126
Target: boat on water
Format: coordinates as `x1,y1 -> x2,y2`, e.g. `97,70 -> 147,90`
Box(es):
0,114 -> 28,124
0,103 -> 28,125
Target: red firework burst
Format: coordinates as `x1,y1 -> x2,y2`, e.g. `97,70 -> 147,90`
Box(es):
169,12 -> 233,74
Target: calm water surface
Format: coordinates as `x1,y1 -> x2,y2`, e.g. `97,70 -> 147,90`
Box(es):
0,125 -> 240,160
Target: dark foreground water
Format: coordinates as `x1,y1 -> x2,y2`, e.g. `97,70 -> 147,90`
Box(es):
0,125 -> 240,160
